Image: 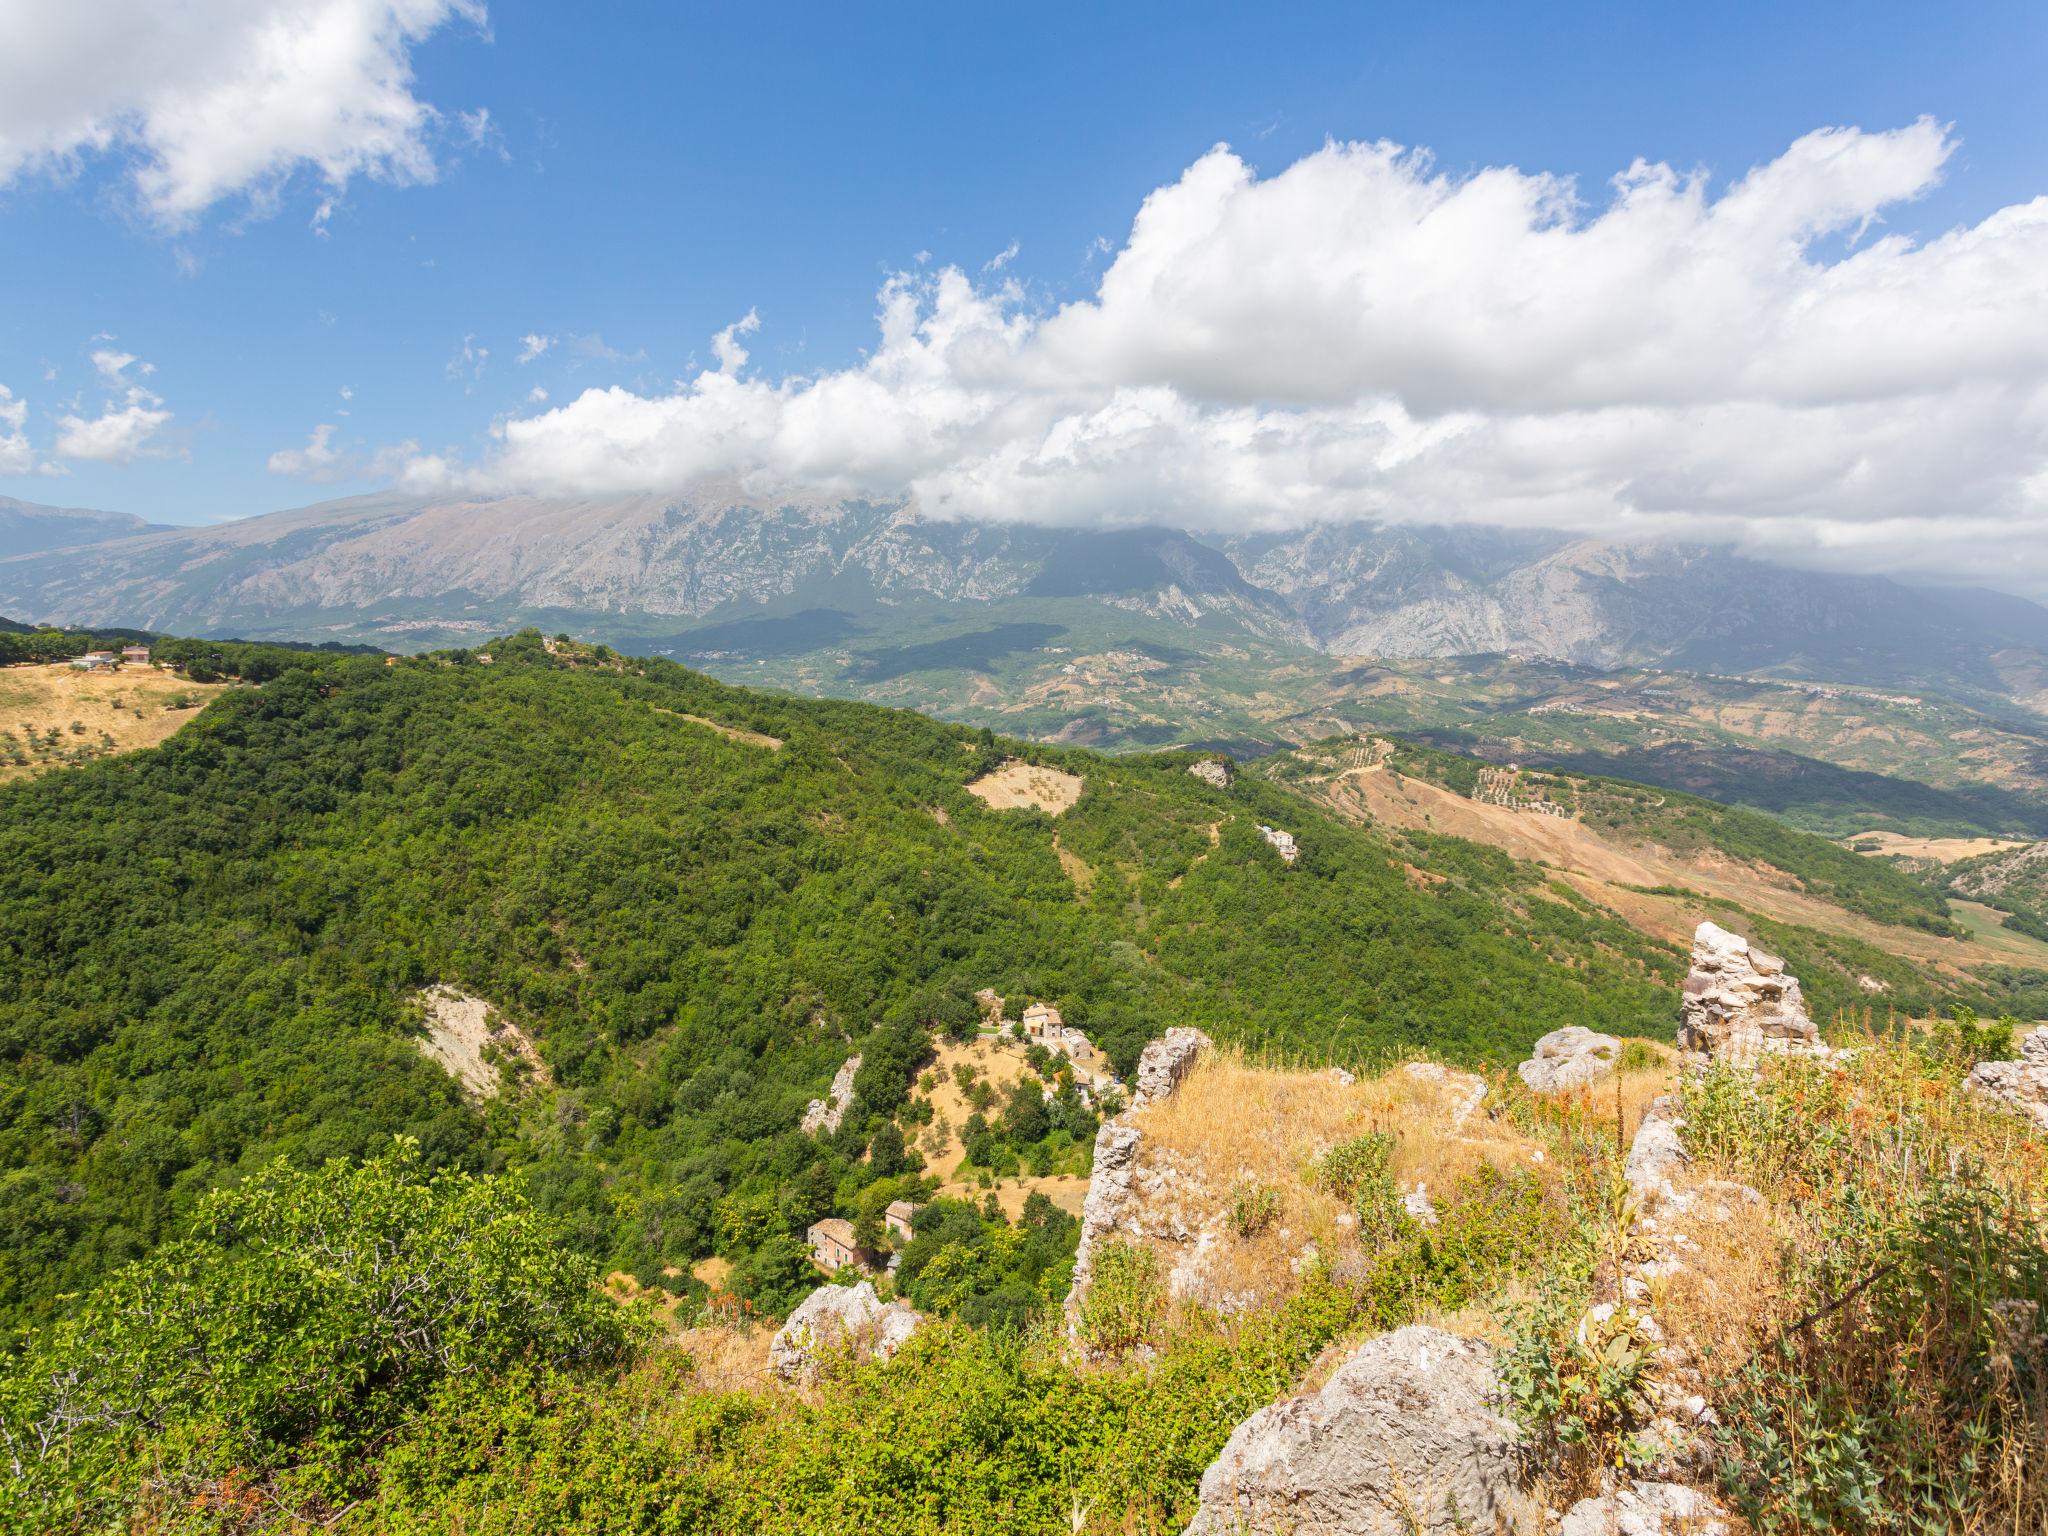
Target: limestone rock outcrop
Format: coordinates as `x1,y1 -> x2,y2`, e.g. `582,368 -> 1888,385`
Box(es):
1187,757 -> 1234,789
800,1054 -> 861,1135
1132,1026 -> 1213,1107
769,1280 -> 921,1382
1559,1482 -> 1732,1536
1183,1325 -> 1531,1536
1678,922 -> 1826,1066
1518,1026 -> 1621,1092
1065,1028 -> 1212,1332
1967,1026 -> 2048,1131
1624,1106 -> 1690,1203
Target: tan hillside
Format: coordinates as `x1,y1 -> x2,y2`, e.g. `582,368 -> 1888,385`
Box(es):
966,759 -> 1084,814
0,662 -> 230,781
1299,752 -> 2048,973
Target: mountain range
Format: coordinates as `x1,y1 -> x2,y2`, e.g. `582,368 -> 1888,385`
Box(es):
4,490 -> 2046,706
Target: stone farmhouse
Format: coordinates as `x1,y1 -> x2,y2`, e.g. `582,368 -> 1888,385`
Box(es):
806,1218 -> 871,1274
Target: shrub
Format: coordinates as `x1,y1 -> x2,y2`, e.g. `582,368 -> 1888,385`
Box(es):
0,1140 -> 633,1530
1078,1241 -> 1165,1354
1227,1176 -> 1280,1239
1501,1291 -> 1662,1496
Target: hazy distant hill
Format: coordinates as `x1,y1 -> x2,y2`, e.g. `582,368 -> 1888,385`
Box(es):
2,491 -> 2045,706
0,496 -> 161,559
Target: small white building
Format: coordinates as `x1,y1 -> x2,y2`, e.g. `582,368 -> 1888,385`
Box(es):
1259,825 -> 1300,864
70,651 -> 115,671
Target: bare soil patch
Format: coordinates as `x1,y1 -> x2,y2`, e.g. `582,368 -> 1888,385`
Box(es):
916,1036 -> 1091,1217
652,707 -> 782,750
413,984 -> 551,1100
1847,829 -> 2030,863
966,758 -> 1084,815
0,663 -> 231,781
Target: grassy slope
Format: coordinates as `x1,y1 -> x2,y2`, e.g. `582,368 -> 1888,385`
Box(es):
0,633 -> 1678,1329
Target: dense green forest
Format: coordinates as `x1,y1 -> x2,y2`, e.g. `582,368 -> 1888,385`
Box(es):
0,630 -> 1690,1333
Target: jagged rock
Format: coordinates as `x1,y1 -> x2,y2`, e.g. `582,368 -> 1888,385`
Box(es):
1678,922 -> 1826,1066
1558,1482 -> 1732,1536
1063,1120 -> 1146,1330
1967,1027 -> 2048,1131
1133,1026 -> 1212,1107
1184,1326 -> 1531,1536
1188,757 -> 1234,789
769,1281 -> 921,1382
1625,1110 -> 1689,1202
799,1054 -> 861,1135
1402,1184 -> 1439,1226
1518,1026 -> 1622,1092
1324,1065 -> 1357,1087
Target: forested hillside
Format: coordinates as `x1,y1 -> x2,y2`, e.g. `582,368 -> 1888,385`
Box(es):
0,632 -> 1682,1332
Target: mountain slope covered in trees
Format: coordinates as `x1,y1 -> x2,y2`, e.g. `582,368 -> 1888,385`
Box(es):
0,632 -> 1691,1331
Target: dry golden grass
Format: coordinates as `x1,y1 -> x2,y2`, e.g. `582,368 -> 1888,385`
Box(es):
965,759 -> 1084,815
0,662 -> 231,780
672,1320 -> 777,1395
1125,1050 -> 1559,1312
917,1036 -> 1090,1216
650,706 -> 782,749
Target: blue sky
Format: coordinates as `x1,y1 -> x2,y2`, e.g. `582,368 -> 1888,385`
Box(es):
2,0 -> 2046,591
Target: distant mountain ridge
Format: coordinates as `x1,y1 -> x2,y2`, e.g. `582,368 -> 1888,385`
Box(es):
0,497 -> 164,559
2,491 -> 2044,703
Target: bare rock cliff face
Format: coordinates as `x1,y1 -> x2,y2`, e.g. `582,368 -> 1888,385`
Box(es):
1063,1027 -> 1213,1330
800,1055 -> 860,1135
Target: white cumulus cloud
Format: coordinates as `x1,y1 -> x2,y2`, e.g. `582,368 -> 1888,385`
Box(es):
0,385 -> 33,475
54,402 -> 175,464
391,120 -> 2048,593
268,422 -> 419,481
0,0 -> 488,225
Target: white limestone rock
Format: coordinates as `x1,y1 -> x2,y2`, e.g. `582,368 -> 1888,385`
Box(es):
1183,1326 -> 1531,1536
1625,1111 -> 1690,1203
800,1054 -> 861,1135
1132,1026 -> 1213,1107
769,1280 -> 921,1383
1559,1482 -> 1732,1536
1518,1026 -> 1622,1092
1967,1027 -> 2048,1132
1187,757 -> 1234,789
1678,922 -> 1826,1066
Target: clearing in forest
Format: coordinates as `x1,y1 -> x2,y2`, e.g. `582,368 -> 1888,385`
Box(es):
966,759 -> 1084,815
412,984 -> 551,1100
652,707 -> 782,750
1845,829 -> 2030,862
0,663 -> 230,780
916,1036 -> 1089,1219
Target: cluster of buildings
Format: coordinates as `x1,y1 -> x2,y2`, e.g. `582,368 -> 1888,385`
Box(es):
68,646 -> 150,671
807,1198 -> 921,1275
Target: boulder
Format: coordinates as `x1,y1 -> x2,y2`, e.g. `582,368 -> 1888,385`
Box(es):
769,1281 -> 921,1382
799,1054 -> 861,1135
1188,757 -> 1234,789
1518,1026 -> 1622,1092
1967,1026 -> 2048,1131
1558,1482 -> 1732,1536
1678,922 -> 1826,1066
1183,1326 -> 1531,1536
1133,1026 -> 1213,1107
1624,1110 -> 1689,1203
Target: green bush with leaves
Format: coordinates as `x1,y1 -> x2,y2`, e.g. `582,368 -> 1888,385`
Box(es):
0,1140 -> 632,1531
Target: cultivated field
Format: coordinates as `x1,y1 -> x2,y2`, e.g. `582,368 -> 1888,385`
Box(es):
0,662 -> 230,781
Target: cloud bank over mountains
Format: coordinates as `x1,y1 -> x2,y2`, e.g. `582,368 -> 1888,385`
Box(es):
357,119 -> 2048,593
